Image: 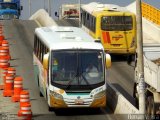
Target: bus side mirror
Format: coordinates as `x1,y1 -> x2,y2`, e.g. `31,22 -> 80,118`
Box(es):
43,53 -> 49,69
105,54 -> 111,68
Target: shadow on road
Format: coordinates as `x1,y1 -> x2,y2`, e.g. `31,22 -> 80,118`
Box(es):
110,54 -> 136,68
111,83 -> 136,107
54,108 -> 104,116
110,54 -> 128,62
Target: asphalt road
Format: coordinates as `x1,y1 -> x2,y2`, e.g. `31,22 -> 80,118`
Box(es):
1,20 -> 127,120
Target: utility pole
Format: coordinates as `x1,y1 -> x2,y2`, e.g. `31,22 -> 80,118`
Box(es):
44,0 -> 45,10
48,0 -> 51,16
136,0 -> 146,114
78,0 -> 81,27
29,0 -> 31,17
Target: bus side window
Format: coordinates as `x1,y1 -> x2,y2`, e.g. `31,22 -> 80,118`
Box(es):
36,38 -> 39,57
86,13 -> 90,28
40,44 -> 44,62
34,36 -> 36,55
38,40 -> 41,60
42,46 -> 48,62
80,11 -> 83,21
37,40 -> 41,59
90,16 -> 96,33
84,12 -> 86,25
45,47 -> 49,54
87,13 -> 89,21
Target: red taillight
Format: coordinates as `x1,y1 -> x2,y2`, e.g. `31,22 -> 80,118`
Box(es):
102,32 -> 111,44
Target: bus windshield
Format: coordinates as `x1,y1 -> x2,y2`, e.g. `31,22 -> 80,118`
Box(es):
101,16 -> 133,31
0,3 -> 17,10
51,50 -> 104,90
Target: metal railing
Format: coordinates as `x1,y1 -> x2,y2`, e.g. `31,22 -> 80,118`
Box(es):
142,2 -> 160,26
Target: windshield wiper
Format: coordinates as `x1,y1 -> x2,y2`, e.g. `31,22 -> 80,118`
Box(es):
76,65 -> 93,89
79,73 -> 93,89
66,75 -> 76,89
65,71 -> 93,90
65,69 -> 78,90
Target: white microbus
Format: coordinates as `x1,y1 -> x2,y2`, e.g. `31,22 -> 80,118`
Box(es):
33,26 -> 111,110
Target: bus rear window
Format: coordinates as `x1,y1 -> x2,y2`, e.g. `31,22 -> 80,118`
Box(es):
101,16 -> 133,31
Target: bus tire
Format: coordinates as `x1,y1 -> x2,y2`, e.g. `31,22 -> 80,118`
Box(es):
127,54 -> 135,65
48,105 -> 54,112
39,91 -> 43,97
146,96 -> 155,116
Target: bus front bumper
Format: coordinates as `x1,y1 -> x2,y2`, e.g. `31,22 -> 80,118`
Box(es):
105,48 -> 136,54
50,95 -> 106,108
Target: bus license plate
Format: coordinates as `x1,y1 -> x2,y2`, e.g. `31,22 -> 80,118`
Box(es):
75,99 -> 84,104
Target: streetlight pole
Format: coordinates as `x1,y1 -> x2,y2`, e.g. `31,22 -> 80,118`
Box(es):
29,0 -> 31,17
48,0 -> 51,16
78,0 -> 81,27
136,0 -> 146,114
44,0 -> 45,10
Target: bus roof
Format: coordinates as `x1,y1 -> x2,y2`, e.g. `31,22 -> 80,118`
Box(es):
81,2 -> 128,14
35,26 -> 104,50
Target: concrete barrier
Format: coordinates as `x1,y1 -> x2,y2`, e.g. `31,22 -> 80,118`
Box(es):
29,9 -> 57,27
142,19 -> 160,43
127,2 -> 160,43
107,83 -> 139,114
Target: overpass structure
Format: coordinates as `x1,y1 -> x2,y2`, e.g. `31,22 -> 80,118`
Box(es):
0,1 -> 159,120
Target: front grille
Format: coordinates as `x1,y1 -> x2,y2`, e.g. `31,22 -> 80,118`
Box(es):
66,90 -> 92,93
64,98 -> 93,106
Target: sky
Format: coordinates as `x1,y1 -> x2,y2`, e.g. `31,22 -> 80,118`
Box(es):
20,0 -> 160,20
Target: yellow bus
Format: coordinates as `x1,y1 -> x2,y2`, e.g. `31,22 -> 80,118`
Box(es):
33,26 -> 111,111
81,2 -> 136,55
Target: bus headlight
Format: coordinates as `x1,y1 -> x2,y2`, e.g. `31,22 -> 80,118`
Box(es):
50,90 -> 63,100
94,91 -> 106,99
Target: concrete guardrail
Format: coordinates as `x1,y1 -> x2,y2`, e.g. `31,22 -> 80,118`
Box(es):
29,9 -> 57,27
107,83 -> 139,114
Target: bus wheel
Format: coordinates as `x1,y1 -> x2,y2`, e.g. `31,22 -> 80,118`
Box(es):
127,55 -> 132,65
146,96 -> 155,116
48,105 -> 54,112
39,91 -> 43,97
127,54 -> 135,65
